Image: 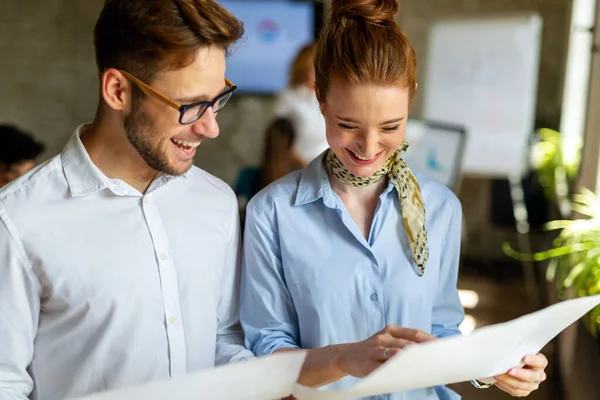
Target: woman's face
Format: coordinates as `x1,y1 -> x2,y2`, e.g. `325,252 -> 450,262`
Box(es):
320,76 -> 410,178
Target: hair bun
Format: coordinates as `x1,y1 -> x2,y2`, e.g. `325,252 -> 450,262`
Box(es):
330,0 -> 398,25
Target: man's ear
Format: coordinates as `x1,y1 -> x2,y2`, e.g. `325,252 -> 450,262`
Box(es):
100,68 -> 132,112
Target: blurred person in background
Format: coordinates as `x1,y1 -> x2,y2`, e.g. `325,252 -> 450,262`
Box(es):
235,117 -> 302,209
0,1 -> 254,399
0,124 -> 45,188
241,0 -> 548,398
274,43 -> 328,165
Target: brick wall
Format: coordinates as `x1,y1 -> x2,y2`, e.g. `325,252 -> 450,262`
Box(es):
0,0 -> 103,161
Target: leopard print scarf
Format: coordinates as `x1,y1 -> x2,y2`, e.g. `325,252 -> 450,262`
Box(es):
325,142 -> 429,276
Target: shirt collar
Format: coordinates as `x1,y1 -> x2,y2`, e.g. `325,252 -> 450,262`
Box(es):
61,124 -> 110,198
294,150 -> 396,207
294,151 -> 330,206
61,123 -> 186,198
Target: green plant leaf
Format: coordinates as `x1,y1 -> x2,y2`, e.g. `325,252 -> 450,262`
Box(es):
546,258 -> 559,282
503,242 -> 590,262
564,262 -> 586,287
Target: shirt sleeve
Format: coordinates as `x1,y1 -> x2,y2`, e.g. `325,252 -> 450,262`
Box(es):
0,207 -> 40,399
240,202 -> 300,357
214,198 -> 255,365
431,197 -> 465,339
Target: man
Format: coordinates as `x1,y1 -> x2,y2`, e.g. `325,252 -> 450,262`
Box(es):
0,125 -> 45,188
0,1 -> 253,399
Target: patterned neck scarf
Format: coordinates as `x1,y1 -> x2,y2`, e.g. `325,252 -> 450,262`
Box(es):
324,142 -> 429,276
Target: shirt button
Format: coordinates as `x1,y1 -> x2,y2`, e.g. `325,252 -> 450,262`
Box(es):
159,253 -> 168,261
143,197 -> 149,205
370,293 -> 378,302
168,316 -> 178,325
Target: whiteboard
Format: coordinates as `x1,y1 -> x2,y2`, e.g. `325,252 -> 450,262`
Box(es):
422,14 -> 543,178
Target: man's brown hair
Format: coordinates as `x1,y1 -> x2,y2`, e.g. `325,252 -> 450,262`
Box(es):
94,0 -> 244,83
314,0 -> 417,103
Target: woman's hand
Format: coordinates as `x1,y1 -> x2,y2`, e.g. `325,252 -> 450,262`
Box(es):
335,325 -> 437,378
275,326 -> 435,389
493,353 -> 548,397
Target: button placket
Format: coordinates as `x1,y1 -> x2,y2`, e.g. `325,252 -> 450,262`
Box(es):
141,195 -> 187,377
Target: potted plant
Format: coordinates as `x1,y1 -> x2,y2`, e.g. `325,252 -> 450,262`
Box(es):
503,188 -> 600,337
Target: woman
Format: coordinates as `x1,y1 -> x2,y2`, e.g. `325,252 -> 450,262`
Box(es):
240,0 -> 548,398
274,43 -> 328,165
235,118 -> 303,209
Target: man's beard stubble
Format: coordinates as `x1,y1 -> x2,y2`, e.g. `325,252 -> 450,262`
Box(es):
123,102 -> 192,176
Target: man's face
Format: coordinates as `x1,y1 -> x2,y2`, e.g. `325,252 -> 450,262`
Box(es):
0,159 -> 36,187
123,46 -> 227,176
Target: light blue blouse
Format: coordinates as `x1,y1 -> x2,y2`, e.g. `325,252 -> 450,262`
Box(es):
241,154 -> 465,400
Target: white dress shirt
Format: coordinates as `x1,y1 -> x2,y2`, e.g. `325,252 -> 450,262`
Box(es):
0,125 -> 254,400
274,86 -> 328,164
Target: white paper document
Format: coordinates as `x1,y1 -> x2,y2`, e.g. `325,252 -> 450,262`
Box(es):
72,351 -> 306,400
294,295 -> 600,400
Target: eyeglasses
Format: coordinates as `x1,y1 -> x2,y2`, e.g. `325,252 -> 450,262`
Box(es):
118,70 -> 237,125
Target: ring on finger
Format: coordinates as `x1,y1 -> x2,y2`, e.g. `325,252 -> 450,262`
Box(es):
533,371 -> 541,385
383,347 -> 389,360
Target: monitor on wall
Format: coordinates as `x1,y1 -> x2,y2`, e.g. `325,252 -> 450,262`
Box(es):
403,118 -> 468,191
219,0 -> 323,94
